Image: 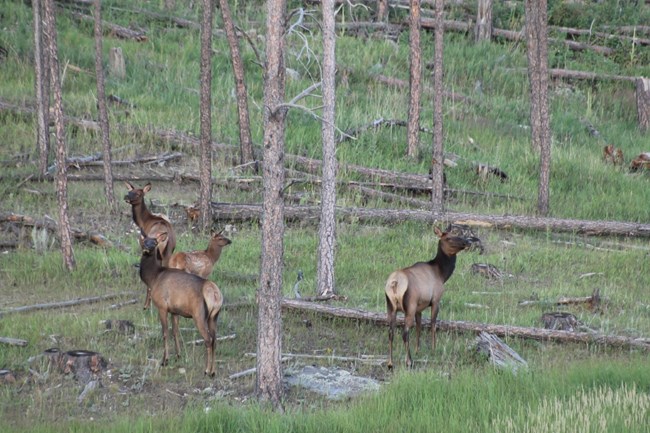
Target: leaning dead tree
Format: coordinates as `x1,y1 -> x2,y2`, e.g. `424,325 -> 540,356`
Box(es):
208,203 -> 650,238
281,299 -> 650,351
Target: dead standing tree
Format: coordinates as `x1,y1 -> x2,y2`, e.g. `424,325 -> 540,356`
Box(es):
406,0 -> 422,158
93,0 -> 115,209
33,0 -> 50,176
257,0 -> 288,409
218,0 -> 255,167
430,0 -> 444,213
44,0 -> 75,270
199,0 -> 214,231
317,0 -> 338,298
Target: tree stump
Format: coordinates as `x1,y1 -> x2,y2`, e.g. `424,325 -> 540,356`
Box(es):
541,312 -> 580,331
103,319 -> 135,335
0,369 -> 16,385
636,77 -> 650,132
475,331 -> 528,372
109,47 -> 126,79
44,348 -> 107,383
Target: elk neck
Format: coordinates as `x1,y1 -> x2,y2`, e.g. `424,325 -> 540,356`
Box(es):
428,243 -> 457,283
131,199 -> 154,229
139,250 -> 164,287
206,240 -> 225,262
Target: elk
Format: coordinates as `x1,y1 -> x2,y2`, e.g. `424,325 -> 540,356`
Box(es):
603,144 -> 624,165
124,181 -> 176,309
139,232 -> 223,376
630,152 -> 650,171
168,230 -> 232,278
385,226 -> 476,369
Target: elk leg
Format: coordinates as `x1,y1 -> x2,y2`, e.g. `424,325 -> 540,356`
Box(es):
403,314 -> 415,368
171,315 -> 181,359
386,296 -> 397,370
207,312 -> 219,377
193,315 -> 213,376
415,312 -> 422,353
158,310 -> 170,366
431,302 -> 440,351
143,287 -> 152,310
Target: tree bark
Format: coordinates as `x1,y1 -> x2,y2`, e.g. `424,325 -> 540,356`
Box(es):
44,0 -> 75,271
406,0 -> 422,158
199,0 -> 214,231
376,0 -> 389,22
317,0 -> 338,298
280,299 -> 650,351
219,0 -> 255,167
474,0 -> 492,42
525,0 -> 551,216
430,0 -> 444,213
257,0 -> 288,409
207,203 -> 650,237
33,0 -> 51,176
636,77 -> 650,132
93,0 -> 115,209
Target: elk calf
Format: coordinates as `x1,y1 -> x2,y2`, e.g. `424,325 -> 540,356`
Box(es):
139,232 -> 223,376
124,181 -> 177,309
169,230 -> 231,278
385,226 -> 476,369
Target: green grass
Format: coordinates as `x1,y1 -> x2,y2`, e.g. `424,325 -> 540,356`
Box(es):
2,0 -> 650,431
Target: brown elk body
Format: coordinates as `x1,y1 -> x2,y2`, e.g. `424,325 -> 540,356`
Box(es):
603,144 -> 624,165
385,227 -> 475,369
124,181 -> 177,309
168,231 -> 232,278
139,233 -> 223,376
630,152 -> 650,171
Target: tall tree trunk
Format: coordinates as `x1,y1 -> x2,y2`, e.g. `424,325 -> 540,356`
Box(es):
475,0 -> 493,42
430,0 -> 445,214
525,0 -> 551,216
636,77 -> 650,132
406,0 -> 422,159
317,0 -> 338,298
376,0 -> 388,22
44,0 -> 75,271
257,0 -> 287,409
33,0 -> 50,176
93,0 -> 115,209
199,0 -> 214,231
219,0 -> 255,167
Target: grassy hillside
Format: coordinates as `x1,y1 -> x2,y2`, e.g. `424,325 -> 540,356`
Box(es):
1,1 -> 649,431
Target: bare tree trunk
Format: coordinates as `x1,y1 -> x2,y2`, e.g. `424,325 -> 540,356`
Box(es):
257,0 -> 288,409
636,77 -> 650,132
430,0 -> 445,214
317,0 -> 338,298
33,0 -> 50,176
199,0 -> 214,231
376,0 -> 389,22
219,0 -> 255,166
406,0 -> 422,158
525,0 -> 551,216
44,0 -> 75,271
93,0 -> 115,209
474,0 -> 493,42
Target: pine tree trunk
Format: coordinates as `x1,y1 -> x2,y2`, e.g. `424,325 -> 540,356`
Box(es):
44,0 -> 75,271
430,0 -> 445,213
257,0 -> 288,409
406,0 -> 422,158
376,0 -> 389,22
636,77 -> 650,132
525,0 -> 551,216
33,0 -> 50,176
317,0 -> 338,298
93,0 -> 115,209
219,0 -> 255,167
199,0 -> 214,231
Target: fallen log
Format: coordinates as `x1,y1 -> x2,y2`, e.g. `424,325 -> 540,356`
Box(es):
475,332 -> 528,371
208,203 -> 650,238
0,212 -> 113,247
280,299 -> 650,351
0,337 -> 28,347
0,292 -> 138,318
69,11 -> 147,41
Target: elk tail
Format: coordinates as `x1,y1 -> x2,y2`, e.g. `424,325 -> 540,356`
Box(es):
384,272 -> 408,311
202,282 -> 223,320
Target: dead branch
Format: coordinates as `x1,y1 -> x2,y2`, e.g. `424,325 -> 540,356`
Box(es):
66,152 -> 183,168
187,334 -> 237,346
519,289 -> 603,310
475,332 -> 528,371
244,352 -> 386,365
228,356 -> 292,380
0,292 -> 138,318
280,299 -> 650,351
0,337 -> 28,347
69,11 -> 147,41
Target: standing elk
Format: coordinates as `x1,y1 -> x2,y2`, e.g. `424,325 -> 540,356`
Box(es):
124,181 -> 177,309
169,230 -> 232,278
139,232 -> 223,376
385,226 -> 477,369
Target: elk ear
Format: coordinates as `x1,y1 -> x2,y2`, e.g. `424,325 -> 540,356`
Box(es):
143,183 -> 152,193
125,181 -> 134,191
157,232 -> 168,243
138,234 -> 145,249
434,226 -> 444,238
